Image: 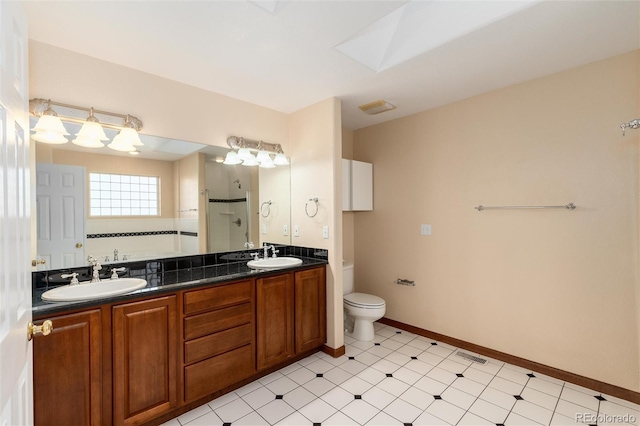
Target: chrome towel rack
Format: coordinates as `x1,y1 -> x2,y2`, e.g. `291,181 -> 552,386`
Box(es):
475,203 -> 576,212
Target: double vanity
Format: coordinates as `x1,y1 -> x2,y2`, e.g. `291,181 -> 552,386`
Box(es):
31,245 -> 328,426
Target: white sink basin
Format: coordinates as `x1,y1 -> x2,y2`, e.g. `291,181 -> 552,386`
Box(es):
41,278 -> 148,302
247,257 -> 303,270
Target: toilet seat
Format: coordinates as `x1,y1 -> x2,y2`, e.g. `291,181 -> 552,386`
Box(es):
344,292 -> 385,309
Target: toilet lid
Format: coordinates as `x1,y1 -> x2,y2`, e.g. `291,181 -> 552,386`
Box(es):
344,292 -> 385,308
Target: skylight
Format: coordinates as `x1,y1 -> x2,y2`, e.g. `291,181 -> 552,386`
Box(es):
335,0 -> 540,73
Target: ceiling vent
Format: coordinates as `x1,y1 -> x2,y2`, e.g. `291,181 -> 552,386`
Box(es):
358,100 -> 396,115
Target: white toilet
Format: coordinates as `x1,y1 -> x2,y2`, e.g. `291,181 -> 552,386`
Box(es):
343,261 -> 386,341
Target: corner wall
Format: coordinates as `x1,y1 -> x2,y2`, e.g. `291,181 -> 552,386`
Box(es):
290,97 -> 343,350
353,51 -> 640,391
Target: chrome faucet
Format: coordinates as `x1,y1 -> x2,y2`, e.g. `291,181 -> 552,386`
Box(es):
263,244 -> 275,259
60,272 -> 79,286
110,267 -> 126,280
114,248 -> 119,262
87,256 -> 102,283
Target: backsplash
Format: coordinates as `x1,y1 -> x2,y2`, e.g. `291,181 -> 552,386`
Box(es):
32,244 -> 328,292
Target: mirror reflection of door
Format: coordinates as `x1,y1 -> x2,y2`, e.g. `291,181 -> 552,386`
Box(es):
36,163 -> 86,270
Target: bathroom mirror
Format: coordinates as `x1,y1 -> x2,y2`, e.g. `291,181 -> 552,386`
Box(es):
33,120 -> 291,271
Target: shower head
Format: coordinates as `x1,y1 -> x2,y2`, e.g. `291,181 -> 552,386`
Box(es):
233,179 -> 241,189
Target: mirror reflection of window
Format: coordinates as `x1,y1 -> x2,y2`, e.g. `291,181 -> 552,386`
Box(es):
89,173 -> 159,216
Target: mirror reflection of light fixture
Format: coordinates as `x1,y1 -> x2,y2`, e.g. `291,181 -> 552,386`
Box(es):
31,100 -> 69,144
225,136 -> 288,167
29,98 -> 143,151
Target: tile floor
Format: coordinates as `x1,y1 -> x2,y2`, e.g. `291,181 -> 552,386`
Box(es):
162,323 -> 640,426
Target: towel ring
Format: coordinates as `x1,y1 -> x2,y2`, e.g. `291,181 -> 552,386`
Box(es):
260,200 -> 272,218
305,197 -> 319,218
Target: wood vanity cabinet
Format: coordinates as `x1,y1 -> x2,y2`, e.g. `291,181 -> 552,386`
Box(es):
33,265 -> 326,425
112,295 -> 178,426
256,273 -> 295,370
257,266 -> 327,370
182,279 -> 255,403
295,267 -> 326,353
33,309 -> 103,426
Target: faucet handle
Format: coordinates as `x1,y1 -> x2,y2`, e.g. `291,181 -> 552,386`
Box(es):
61,272 -> 79,285
249,252 -> 260,261
110,267 -> 126,280
272,249 -> 279,258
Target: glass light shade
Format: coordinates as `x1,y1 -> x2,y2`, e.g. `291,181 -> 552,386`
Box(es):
32,114 -> 69,135
72,137 -> 105,148
242,154 -> 259,166
237,148 -> 253,160
273,153 -> 289,165
223,151 -> 242,165
32,130 -> 68,144
76,120 -> 109,142
107,140 -> 136,152
259,159 -> 276,168
256,150 -> 271,163
113,127 -> 143,146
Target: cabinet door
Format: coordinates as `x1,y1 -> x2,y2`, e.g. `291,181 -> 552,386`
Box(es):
113,296 -> 178,426
295,267 -> 327,353
256,274 -> 294,370
351,160 -> 373,211
33,309 -> 102,426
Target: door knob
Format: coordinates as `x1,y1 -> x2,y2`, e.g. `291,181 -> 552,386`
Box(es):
31,259 -> 46,267
27,320 -> 53,341
76,243 -> 83,248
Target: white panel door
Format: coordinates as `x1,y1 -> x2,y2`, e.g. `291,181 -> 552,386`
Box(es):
0,1 -> 32,425
36,163 -> 86,270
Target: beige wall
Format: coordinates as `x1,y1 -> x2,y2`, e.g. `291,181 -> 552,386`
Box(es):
353,51 -> 640,391
29,41 -> 289,152
290,97 -> 343,349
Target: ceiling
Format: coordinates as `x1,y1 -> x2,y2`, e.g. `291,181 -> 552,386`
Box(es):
23,1 -> 640,130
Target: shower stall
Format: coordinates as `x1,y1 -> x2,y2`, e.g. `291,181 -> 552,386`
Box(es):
204,161 -> 255,253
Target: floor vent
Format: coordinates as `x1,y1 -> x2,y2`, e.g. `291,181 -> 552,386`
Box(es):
455,351 -> 487,365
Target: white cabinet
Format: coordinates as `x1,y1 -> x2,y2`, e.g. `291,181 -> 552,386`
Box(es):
342,159 -> 373,211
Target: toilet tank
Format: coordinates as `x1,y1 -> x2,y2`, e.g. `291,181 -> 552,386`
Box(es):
343,261 -> 354,295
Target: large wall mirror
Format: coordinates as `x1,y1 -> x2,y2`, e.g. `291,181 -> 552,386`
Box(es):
33,121 -> 291,271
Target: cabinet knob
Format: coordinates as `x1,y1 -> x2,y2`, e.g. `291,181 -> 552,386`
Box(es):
28,320 -> 53,341
76,243 -> 83,248
31,259 -> 46,267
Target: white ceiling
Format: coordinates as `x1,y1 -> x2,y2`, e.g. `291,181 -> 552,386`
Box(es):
23,1 -> 640,130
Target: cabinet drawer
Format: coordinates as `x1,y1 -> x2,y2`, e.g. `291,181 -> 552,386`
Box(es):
183,280 -> 251,315
184,344 -> 254,402
184,302 -> 252,340
184,323 -> 253,365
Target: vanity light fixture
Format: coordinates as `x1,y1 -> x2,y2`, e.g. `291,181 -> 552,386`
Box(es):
72,107 -> 109,148
223,150 -> 243,165
29,98 -> 143,150
31,100 -> 69,144
225,136 -> 289,167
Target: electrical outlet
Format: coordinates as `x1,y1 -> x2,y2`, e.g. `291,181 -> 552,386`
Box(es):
283,224 -> 288,236
261,224 -> 267,234
322,226 -> 329,239
294,225 -> 300,237
421,224 -> 432,235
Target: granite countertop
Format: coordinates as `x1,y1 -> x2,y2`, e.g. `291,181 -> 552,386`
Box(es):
32,256 -> 327,318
